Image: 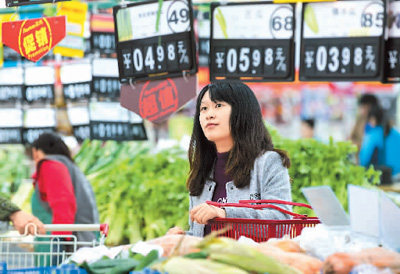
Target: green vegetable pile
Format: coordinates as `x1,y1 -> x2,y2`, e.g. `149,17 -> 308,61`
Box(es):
74,140 -> 190,246
0,146 -> 30,199
271,129 -> 381,215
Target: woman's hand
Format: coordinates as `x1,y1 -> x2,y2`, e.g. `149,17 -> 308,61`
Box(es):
167,226 -> 186,235
190,203 -> 226,225
9,210 -> 46,235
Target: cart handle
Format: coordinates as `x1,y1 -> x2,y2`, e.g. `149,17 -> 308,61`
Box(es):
43,223 -> 109,237
206,200 -> 311,219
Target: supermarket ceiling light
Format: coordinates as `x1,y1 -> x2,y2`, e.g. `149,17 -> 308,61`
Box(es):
5,0 -> 70,7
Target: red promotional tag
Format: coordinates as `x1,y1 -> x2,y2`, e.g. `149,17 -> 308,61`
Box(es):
2,16 -> 66,62
120,75 -> 198,124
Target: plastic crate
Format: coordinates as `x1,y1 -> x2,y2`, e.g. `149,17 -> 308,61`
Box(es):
0,262 -> 88,274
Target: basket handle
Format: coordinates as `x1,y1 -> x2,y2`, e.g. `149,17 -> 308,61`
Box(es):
206,200 -> 309,218
239,199 -> 313,209
43,223 -> 109,236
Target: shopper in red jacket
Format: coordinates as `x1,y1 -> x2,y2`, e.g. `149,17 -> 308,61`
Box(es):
31,132 -> 99,266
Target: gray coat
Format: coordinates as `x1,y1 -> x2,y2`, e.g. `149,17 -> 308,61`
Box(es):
188,151 -> 292,237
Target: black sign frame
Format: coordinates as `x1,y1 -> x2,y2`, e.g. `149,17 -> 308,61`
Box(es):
113,0 -> 198,84
6,0 -> 70,7
23,84 -> 55,104
299,0 -> 386,82
90,121 -> 147,141
0,127 -> 23,144
209,1 -> 296,82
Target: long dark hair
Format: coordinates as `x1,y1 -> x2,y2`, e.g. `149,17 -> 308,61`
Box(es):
32,132 -> 73,162
187,82 -> 290,196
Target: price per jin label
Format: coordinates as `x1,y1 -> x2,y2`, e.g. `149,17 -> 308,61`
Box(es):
0,128 -> 22,144
211,40 -> 292,81
301,39 -> 381,80
118,35 -> 193,82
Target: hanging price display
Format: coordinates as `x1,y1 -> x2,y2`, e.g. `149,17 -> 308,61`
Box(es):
61,63 -> 92,101
194,4 -> 211,67
89,102 -> 147,141
0,108 -> 23,144
92,58 -> 120,99
23,108 -> 57,144
299,0 -> 386,82
113,0 -> 197,83
0,67 -> 24,103
384,0 -> 400,82
90,14 -> 116,53
24,66 -> 55,103
209,1 -> 295,82
67,106 -> 90,142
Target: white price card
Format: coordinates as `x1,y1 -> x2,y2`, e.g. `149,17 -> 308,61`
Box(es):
348,184 -> 380,238
212,4 -> 294,39
60,63 -> 92,84
24,66 -> 55,86
89,102 -> 130,122
115,0 -> 191,42
67,106 -> 90,126
130,112 -> 144,123
0,109 -> 23,127
303,0 -> 384,38
24,108 -> 57,128
0,67 -> 24,85
92,58 -> 119,77
388,1 -> 400,38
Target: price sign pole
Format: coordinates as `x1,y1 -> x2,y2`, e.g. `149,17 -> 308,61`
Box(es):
299,0 -> 386,82
384,0 -> 400,82
209,1 -> 295,82
113,0 -> 197,83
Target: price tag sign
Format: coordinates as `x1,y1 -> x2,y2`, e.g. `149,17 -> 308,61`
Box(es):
90,14 -> 116,53
0,67 -> 24,102
61,63 -> 92,101
67,106 -> 90,142
23,108 -> 57,144
0,108 -> 23,144
209,2 -> 295,82
195,5 -> 211,67
113,0 -> 197,83
299,0 -> 386,82
24,66 -> 55,103
89,102 -> 147,141
384,0 -> 400,82
92,58 -> 120,99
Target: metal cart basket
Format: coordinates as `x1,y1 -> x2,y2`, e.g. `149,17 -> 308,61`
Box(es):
0,223 -> 108,271
207,200 -> 320,242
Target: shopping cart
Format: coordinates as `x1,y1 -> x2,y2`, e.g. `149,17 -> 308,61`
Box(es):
0,223 -> 108,272
207,199 -> 320,242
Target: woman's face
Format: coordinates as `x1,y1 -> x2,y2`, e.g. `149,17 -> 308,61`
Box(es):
32,148 -> 45,165
199,91 -> 233,152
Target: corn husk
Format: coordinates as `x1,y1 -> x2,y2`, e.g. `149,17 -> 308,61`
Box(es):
197,236 -> 302,274
161,257 -> 249,274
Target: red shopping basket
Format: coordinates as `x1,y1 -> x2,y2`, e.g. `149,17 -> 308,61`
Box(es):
207,200 -> 320,242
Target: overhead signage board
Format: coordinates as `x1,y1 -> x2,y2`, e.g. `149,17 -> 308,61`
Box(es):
113,0 -> 198,83
92,58 -> 120,99
89,102 -> 147,141
0,67 -> 24,102
23,108 -> 57,144
299,0 -> 386,82
24,66 -> 55,103
2,16 -> 66,62
67,106 -> 90,142
209,1 -> 295,82
60,63 -> 92,101
194,4 -> 211,67
384,0 -> 400,82
90,14 -> 116,53
0,108 -> 23,144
